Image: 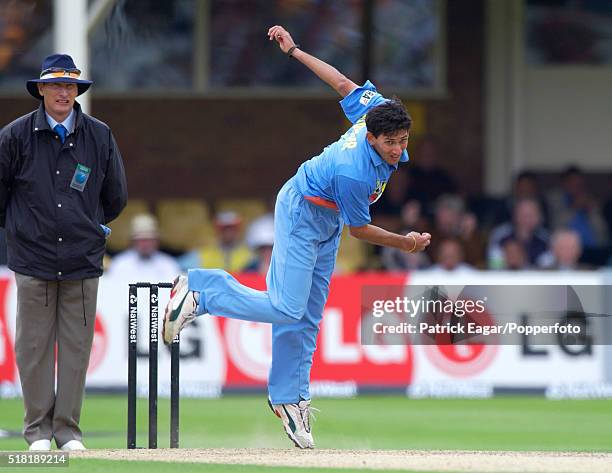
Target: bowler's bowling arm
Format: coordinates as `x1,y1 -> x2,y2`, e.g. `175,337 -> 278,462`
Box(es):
291,48 -> 358,98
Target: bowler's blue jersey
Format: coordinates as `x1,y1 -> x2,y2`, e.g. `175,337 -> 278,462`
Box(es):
292,81 -> 409,227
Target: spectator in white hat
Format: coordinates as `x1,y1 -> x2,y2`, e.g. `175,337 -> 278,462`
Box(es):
107,214 -> 180,282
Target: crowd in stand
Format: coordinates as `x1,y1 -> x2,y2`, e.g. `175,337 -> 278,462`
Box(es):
0,146 -> 608,275
370,140 -> 611,272
103,210 -> 277,279
96,158 -> 611,276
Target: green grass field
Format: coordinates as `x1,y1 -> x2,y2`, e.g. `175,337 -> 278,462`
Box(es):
1,395 -> 611,472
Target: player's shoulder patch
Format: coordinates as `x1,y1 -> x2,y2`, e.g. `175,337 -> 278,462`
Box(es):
359,90 -> 377,106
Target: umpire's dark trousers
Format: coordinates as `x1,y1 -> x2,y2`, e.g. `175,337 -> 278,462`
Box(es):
14,273 -> 99,448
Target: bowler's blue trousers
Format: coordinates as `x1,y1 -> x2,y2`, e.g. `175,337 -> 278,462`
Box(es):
188,178 -> 343,403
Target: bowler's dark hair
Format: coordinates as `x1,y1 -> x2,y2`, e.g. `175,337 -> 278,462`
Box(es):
365,99 -> 412,137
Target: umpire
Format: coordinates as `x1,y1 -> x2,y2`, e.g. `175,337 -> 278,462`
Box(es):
0,54 -> 127,451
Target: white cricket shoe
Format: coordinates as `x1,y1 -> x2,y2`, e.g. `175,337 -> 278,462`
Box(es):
269,399 -> 316,449
162,275 -> 197,345
60,440 -> 86,451
29,439 -> 51,451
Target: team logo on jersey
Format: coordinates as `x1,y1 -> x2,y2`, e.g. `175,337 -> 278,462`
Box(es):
360,90 -> 376,106
369,179 -> 387,204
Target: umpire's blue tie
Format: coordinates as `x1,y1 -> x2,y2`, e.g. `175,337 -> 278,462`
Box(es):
54,124 -> 67,144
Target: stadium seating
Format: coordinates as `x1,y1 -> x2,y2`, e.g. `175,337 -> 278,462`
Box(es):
157,199 -> 211,252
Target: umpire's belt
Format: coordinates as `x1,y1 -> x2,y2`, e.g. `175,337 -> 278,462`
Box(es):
304,195 -> 339,211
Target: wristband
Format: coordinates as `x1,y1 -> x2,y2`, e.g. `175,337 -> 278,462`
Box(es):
287,45 -> 301,57
408,234 -> 417,253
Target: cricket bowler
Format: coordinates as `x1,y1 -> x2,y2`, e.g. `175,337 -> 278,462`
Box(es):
163,25 -> 431,449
